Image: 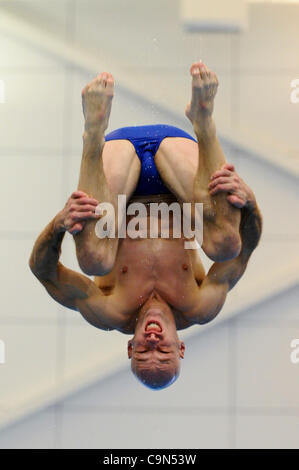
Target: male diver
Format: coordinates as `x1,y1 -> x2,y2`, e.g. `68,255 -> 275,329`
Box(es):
29,62 -> 262,389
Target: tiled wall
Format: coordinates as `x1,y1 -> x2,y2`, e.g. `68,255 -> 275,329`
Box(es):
0,284 -> 299,449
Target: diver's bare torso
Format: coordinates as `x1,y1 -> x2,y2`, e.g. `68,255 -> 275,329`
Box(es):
93,195 -> 206,334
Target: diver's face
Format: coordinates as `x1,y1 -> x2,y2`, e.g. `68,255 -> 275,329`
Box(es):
127,307 -> 185,367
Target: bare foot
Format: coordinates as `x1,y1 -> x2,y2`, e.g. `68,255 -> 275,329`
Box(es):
82,72 -> 114,133
185,62 -> 218,133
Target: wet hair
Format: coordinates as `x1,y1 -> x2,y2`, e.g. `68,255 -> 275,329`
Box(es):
131,364 -> 179,390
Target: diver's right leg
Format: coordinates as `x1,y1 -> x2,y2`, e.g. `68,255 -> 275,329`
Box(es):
74,73 -> 140,275
185,62 -> 241,261
155,63 -> 241,262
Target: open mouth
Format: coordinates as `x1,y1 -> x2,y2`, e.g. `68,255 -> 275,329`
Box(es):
145,320 -> 162,333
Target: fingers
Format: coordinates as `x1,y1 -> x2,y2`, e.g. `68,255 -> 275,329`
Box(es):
209,182 -> 236,196
227,194 -> 245,208
68,223 -> 83,235
68,196 -> 99,219
210,163 -> 235,181
76,197 -> 99,206
70,191 -> 98,204
71,190 -> 89,199
209,176 -> 236,190
209,180 -> 246,208
223,163 -> 235,171
75,205 -> 99,213
69,202 -> 98,212
210,169 -> 232,181
71,211 -> 100,222
62,191 -> 101,235
208,163 -> 246,207
66,208 -> 100,232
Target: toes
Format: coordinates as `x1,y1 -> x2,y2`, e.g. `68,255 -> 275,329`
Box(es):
190,63 -> 203,88
199,62 -> 209,80
106,80 -> 114,95
190,62 -> 218,84
81,84 -> 90,96
95,72 -> 114,92
190,64 -> 200,75
190,62 -> 212,85
93,72 -> 108,87
99,72 -> 109,86
105,74 -> 115,94
191,67 -> 200,76
190,61 -> 203,73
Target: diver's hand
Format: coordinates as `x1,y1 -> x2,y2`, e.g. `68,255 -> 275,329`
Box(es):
208,163 -> 255,209
55,191 -> 99,235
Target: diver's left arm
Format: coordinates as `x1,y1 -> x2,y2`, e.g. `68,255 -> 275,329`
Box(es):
189,164 -> 263,324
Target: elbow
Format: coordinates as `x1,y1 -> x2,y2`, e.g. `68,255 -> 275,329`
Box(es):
197,316 -> 213,325
28,253 -> 43,280
28,254 -> 37,275
29,261 -> 40,280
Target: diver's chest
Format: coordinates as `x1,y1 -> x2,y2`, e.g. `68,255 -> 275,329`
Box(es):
118,237 -> 189,274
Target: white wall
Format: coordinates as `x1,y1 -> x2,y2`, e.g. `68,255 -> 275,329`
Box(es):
1,0 -> 299,158
0,5 -> 198,427
0,284 -> 298,449
0,0 -> 298,447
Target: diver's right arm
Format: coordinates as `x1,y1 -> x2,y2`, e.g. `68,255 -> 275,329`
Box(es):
29,190 -> 99,284
28,192 -> 123,330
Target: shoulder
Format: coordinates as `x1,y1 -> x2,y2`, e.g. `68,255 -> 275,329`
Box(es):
77,287 -> 130,332
184,276 -> 228,326
93,274 -> 115,295
189,249 -> 206,283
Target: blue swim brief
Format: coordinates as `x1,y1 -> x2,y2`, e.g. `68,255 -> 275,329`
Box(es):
105,124 -> 197,196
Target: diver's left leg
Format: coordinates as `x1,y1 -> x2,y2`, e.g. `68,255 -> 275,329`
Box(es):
74,73 -> 140,275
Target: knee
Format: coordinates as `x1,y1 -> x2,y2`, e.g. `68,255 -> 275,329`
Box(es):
76,243 -> 115,276
204,227 -> 241,262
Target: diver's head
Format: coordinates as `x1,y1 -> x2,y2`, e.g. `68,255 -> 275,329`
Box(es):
128,295 -> 185,390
